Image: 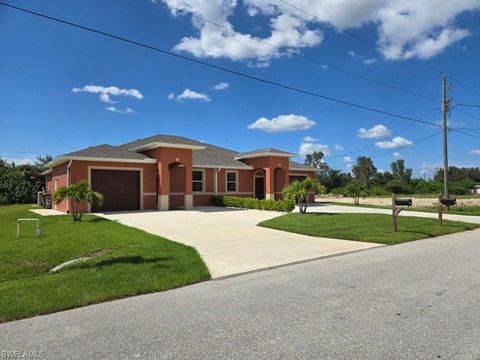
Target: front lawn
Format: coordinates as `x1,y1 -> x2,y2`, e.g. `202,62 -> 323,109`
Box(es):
0,205 -> 210,322
323,201 -> 480,216
259,213 -> 478,245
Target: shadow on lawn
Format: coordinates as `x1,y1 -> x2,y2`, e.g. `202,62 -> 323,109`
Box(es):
77,256 -> 173,269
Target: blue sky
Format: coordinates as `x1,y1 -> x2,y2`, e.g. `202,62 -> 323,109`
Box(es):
0,0 -> 479,177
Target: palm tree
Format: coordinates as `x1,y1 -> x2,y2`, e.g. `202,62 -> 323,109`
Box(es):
53,181 -> 103,221
343,181 -> 367,205
283,178 -> 326,213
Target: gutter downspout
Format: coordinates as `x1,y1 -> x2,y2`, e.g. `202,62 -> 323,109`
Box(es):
214,168 -> 221,195
66,160 -> 72,213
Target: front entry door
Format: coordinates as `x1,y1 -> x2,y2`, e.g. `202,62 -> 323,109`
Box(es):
255,177 -> 265,199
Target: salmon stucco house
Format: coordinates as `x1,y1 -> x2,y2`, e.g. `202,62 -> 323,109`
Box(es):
43,134 -> 316,212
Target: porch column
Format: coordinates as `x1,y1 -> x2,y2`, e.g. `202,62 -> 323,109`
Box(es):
265,167 -> 275,200
158,162 -> 169,211
184,164 -> 193,210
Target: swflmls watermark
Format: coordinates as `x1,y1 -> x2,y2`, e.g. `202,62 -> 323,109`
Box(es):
0,350 -> 45,359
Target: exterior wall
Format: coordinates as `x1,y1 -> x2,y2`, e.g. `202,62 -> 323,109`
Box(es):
192,168 -> 255,206
241,156 -> 290,199
142,147 -> 193,210
49,160 -> 157,213
50,162 -> 69,212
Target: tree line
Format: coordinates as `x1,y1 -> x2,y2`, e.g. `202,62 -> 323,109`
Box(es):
305,151 -> 480,196
0,156 -> 52,205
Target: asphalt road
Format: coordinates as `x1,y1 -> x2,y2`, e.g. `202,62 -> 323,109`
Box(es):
1,229 -> 480,360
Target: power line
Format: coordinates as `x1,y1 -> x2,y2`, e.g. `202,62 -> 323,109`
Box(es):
449,75 -> 480,97
451,128 -> 480,140
157,1 -> 438,103
371,130 -> 443,159
277,0 -> 480,97
0,2 -> 443,130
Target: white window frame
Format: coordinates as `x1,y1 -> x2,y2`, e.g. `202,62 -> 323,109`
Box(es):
225,170 -> 238,193
192,169 -> 205,193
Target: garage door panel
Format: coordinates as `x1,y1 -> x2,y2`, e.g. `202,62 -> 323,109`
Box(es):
91,169 -> 140,212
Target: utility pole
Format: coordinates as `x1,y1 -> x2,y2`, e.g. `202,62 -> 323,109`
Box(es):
442,74 -> 450,199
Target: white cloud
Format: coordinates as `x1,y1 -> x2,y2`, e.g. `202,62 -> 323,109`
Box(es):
106,106 -> 134,114
159,0 -> 478,64
298,142 -> 329,156
357,124 -> 391,139
162,0 -> 322,64
168,88 -> 211,102
469,149 -> 480,156
212,82 -> 229,91
375,136 -> 413,149
393,151 -> 402,158
303,136 -> 317,142
247,114 -> 316,132
348,50 -> 377,65
343,156 -> 353,163
334,144 -> 344,151
72,85 -> 143,103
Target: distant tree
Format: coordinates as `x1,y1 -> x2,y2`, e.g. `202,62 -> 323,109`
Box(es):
283,178 -> 326,213
352,156 -> 377,187
53,181 -> 103,221
343,181 -> 368,205
391,159 -> 412,183
434,166 -> 480,183
304,151 -> 324,168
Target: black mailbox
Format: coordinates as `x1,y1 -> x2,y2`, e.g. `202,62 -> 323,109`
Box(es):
395,198 -> 412,207
441,198 -> 456,206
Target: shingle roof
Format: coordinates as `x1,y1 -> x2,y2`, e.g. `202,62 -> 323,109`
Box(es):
193,144 -> 252,168
49,134 -> 305,170
63,144 -> 152,160
289,161 -> 317,171
121,134 -> 205,150
235,147 -> 294,159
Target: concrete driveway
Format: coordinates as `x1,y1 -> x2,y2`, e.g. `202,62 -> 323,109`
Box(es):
98,207 -> 381,278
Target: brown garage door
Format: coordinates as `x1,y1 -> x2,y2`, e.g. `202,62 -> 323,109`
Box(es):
91,169 -> 140,212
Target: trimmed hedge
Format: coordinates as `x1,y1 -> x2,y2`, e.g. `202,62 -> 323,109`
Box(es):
211,195 -> 295,212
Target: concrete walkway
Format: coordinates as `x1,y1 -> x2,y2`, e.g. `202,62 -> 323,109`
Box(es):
98,207 -> 381,278
307,203 -> 480,224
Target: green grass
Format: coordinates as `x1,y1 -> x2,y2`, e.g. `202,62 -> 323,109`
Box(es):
259,213 -> 478,245
0,204 -> 210,322
322,201 -> 480,216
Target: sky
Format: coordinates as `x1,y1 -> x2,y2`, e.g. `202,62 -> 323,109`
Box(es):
0,0 -> 479,178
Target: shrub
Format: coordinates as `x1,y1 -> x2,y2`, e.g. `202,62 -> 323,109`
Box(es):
343,181 -> 367,205
210,195 -> 295,212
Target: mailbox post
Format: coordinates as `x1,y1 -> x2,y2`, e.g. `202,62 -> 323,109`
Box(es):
438,194 -> 457,226
392,194 -> 412,232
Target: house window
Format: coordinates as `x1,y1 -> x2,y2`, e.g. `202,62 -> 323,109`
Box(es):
226,171 -> 237,192
192,170 -> 204,192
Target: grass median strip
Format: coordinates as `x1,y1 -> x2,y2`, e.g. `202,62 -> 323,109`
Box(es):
0,204 -> 210,322
259,213 -> 479,245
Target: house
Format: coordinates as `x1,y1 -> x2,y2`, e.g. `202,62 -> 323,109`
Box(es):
472,184 -> 480,195
43,134 -> 317,212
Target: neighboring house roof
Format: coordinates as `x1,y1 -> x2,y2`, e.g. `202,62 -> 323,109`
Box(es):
45,134 -> 315,171
235,147 -> 294,160
289,161 -> 318,171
